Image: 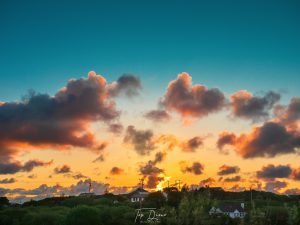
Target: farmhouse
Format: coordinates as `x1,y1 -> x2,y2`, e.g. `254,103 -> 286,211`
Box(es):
128,187 -> 149,202
209,203 -> 246,218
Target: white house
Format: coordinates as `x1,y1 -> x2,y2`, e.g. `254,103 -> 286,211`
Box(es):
209,203 -> 246,219
129,187 -> 149,202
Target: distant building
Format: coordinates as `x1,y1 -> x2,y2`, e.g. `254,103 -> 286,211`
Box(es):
128,187 -> 149,202
209,203 -> 246,219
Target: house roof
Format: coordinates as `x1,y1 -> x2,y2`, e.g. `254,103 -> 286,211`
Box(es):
217,203 -> 245,213
129,187 -> 149,197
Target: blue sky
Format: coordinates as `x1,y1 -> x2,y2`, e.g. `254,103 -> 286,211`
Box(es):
1,0 -> 300,101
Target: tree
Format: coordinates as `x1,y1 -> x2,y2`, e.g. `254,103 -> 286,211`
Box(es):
65,205 -> 102,225
287,205 -> 299,225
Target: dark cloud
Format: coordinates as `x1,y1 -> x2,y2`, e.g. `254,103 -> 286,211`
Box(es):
217,122 -> 300,158
140,162 -> 164,176
72,173 -> 88,180
276,97 -> 300,126
144,110 -> 170,122
217,165 -> 240,176
146,175 -> 165,189
108,123 -> 124,134
230,90 -> 280,122
256,164 -> 292,180
284,188 -> 300,195
110,166 -> 124,175
0,159 -> 52,174
224,176 -> 241,182
139,152 -> 166,189
93,154 -> 105,163
292,167 -> 300,180
181,136 -> 203,152
153,151 -> 166,164
54,165 -> 71,174
264,180 -> 288,193
0,72 -> 140,165
124,125 -> 155,155
108,74 -> 141,98
180,161 -> 204,175
160,73 -> 225,119
217,132 -> 236,150
0,178 -> 16,184
199,177 -> 215,187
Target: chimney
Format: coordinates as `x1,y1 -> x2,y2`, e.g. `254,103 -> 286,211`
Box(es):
241,203 -> 245,209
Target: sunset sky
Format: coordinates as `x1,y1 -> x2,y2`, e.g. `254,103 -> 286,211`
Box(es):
1,0 -> 300,203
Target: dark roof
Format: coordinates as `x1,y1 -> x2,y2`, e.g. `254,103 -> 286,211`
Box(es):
128,188 -> 149,197
218,203 -> 245,213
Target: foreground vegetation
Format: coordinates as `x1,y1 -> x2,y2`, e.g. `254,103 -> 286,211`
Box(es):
0,187 -> 299,225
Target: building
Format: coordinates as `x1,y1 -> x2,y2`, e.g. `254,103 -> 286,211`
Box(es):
128,187 -> 149,202
209,203 -> 246,219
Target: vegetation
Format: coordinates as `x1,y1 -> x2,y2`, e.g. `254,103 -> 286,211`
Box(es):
0,188 -> 299,225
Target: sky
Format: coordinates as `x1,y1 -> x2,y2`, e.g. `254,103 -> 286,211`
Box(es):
0,0 -> 300,203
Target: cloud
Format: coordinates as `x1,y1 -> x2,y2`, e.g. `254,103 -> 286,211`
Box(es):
224,176 -> 241,182
275,97 -> 300,126
291,167 -> 300,180
0,178 -> 16,184
284,188 -> 300,195
217,165 -> 240,176
72,173 -> 88,180
199,177 -> 215,187
180,161 -> 204,175
124,125 -> 155,155
160,73 -> 225,120
107,123 -> 124,134
217,122 -> 300,158
0,71 -> 141,165
217,132 -> 236,150
230,90 -> 280,122
108,74 -> 142,98
0,159 -> 52,175
144,110 -> 170,122
139,152 -> 166,189
264,180 -> 288,193
54,165 -> 71,174
181,136 -> 203,152
228,184 -> 245,192
93,154 -> 105,163
110,166 -> 124,175
256,164 -> 292,180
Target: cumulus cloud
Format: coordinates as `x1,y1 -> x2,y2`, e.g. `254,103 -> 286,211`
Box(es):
284,188 -> 300,195
160,73 -> 225,120
110,166 -> 124,175
108,74 -> 142,98
275,97 -> 300,126
124,125 -> 155,155
0,178 -> 16,184
217,165 -> 240,176
180,161 -> 204,175
230,90 -> 280,122
216,122 -> 300,158
217,132 -> 236,150
139,151 -> 166,189
181,136 -> 203,152
0,159 -> 52,175
256,164 -> 292,180
264,180 -> 288,193
144,110 -> 170,122
224,176 -> 241,182
199,177 -> 215,187
291,167 -> 300,180
54,165 -> 71,174
107,123 -> 124,134
0,71 -> 141,167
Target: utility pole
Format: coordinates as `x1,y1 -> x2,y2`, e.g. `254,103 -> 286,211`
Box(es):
88,180 -> 92,193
